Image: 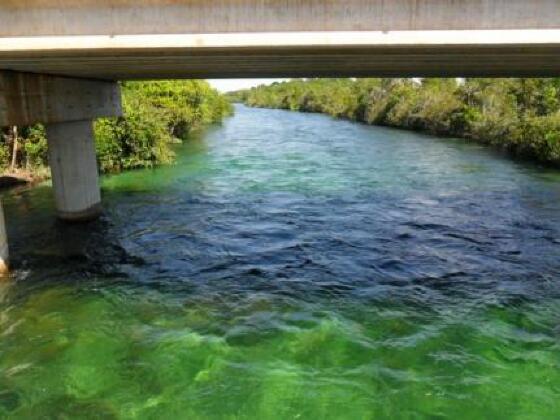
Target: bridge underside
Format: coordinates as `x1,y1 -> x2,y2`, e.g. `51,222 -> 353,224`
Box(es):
1,0 -> 560,80
1,32 -> 560,80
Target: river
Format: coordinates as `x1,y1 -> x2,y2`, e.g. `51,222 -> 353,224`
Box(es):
1,104 -> 560,418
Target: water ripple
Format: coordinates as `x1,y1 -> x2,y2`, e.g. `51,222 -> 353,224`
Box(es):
1,105 -> 560,417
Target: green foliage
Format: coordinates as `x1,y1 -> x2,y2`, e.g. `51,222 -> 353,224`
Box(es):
0,133 -> 10,168
1,80 -> 233,174
94,107 -> 174,173
236,77 -> 560,166
22,125 -> 48,168
122,81 -> 233,141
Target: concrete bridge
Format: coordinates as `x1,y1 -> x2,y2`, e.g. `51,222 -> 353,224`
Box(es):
1,0 -> 560,272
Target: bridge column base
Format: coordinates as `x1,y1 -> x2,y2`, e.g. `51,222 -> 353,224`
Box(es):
46,120 -> 102,222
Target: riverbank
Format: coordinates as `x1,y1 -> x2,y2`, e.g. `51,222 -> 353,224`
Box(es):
0,80 -> 233,188
0,169 -> 49,190
230,78 -> 560,167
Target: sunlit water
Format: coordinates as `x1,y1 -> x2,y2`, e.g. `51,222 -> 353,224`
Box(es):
1,105 -> 560,418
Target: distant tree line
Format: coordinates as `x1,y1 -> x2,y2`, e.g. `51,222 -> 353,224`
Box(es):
229,78 -> 560,166
0,80 -> 233,177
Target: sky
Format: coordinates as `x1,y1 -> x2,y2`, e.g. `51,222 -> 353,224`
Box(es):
207,77 -> 447,93
208,79 -> 288,93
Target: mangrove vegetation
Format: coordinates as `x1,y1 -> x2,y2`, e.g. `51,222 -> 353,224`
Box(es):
0,80 -> 232,182
230,78 -> 560,166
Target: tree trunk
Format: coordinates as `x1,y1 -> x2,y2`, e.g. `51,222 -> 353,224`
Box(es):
10,126 -> 18,171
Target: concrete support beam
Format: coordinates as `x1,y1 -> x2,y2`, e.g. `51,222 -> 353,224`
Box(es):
1,31 -> 560,79
46,120 -> 102,222
0,71 -> 121,127
0,199 -> 8,274
0,0 -> 559,36
1,1 -> 560,78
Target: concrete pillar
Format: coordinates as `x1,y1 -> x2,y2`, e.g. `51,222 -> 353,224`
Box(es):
46,120 -> 102,222
0,199 -> 8,274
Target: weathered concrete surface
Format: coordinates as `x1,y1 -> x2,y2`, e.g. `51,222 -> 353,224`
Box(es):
46,120 -> 102,222
1,1 -> 560,78
1,0 -> 559,35
0,71 -> 122,127
2,31 -> 560,79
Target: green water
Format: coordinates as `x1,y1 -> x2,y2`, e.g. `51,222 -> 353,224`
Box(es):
1,105 -> 560,418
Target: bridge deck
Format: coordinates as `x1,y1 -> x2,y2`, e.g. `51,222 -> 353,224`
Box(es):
1,31 -> 560,80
